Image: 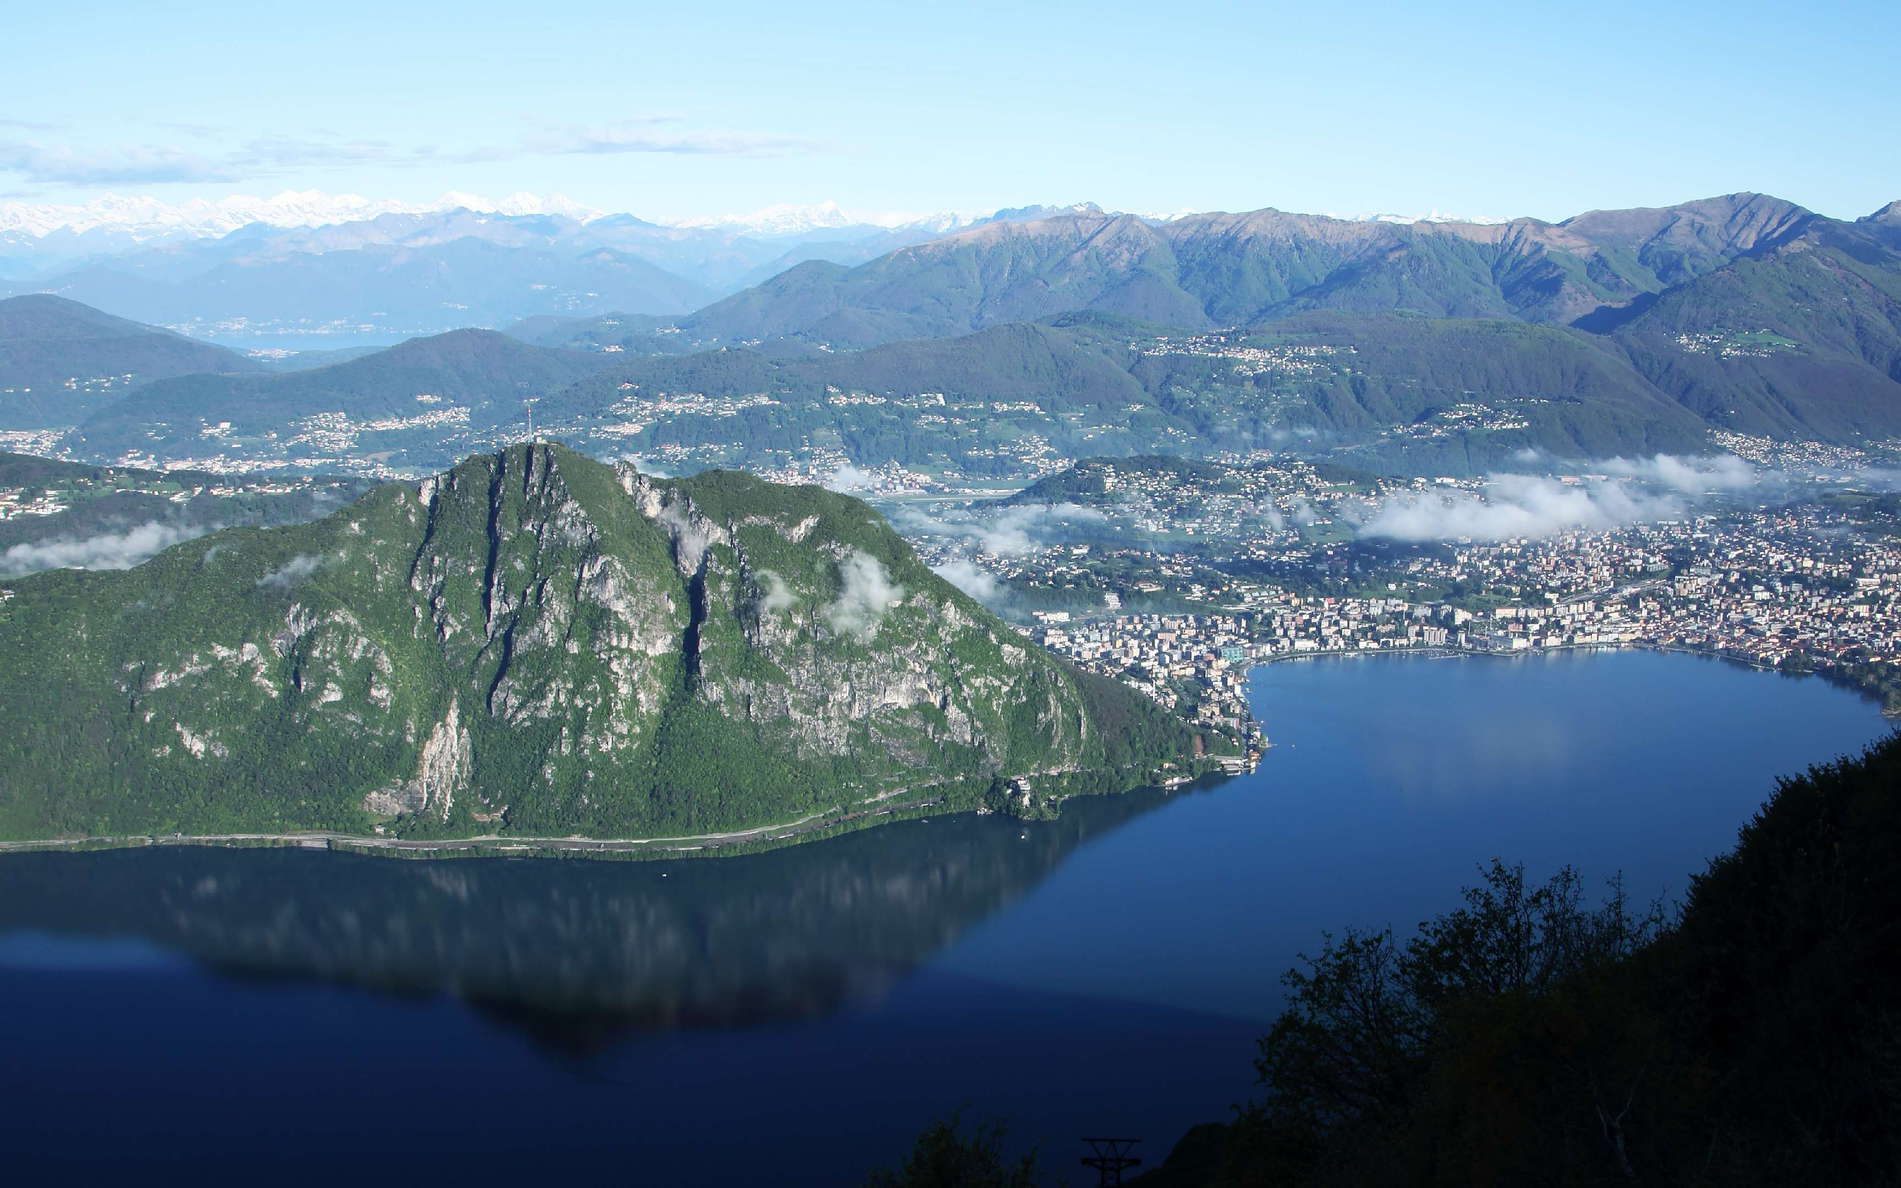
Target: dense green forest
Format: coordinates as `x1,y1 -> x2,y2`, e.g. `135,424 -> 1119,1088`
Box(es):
877,733 -> 1901,1186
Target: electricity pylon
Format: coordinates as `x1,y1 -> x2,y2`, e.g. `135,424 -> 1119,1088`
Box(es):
1081,1138 -> 1142,1187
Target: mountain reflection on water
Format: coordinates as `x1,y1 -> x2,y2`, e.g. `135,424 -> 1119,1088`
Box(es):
0,785 -> 1188,1050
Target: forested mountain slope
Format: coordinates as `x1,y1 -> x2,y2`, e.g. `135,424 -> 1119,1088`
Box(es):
0,444 -> 1200,841
542,311 -> 1710,475
70,329 -> 617,464
0,294 -> 261,428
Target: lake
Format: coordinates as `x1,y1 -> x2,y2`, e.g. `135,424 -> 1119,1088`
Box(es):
0,650 -> 1889,1185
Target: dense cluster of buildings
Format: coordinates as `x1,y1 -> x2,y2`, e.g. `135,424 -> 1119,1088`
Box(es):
0,471 -> 330,523
1024,502 -> 1901,729
0,488 -> 68,519
1031,610 -> 1259,735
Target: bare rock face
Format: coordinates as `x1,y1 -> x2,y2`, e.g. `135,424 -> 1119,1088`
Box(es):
364,698 -> 471,820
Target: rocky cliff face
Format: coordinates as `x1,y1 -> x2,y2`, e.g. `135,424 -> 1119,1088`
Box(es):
0,444 -> 1194,841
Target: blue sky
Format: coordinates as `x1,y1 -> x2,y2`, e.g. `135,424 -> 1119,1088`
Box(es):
4,0 -> 1896,221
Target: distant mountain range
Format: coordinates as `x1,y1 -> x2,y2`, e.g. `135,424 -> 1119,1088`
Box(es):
557,192 -> 1901,454
661,193 -> 1826,346
0,191 -> 967,248
0,195 -> 1109,345
4,191 -> 1898,477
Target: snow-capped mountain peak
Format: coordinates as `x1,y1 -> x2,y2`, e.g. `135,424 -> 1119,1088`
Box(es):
661,201 -> 969,237
1338,209 -> 1511,226
0,190 -> 602,242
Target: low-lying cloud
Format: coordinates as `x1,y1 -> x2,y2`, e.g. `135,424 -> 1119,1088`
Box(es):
1598,453 -> 1757,492
931,557 -> 1005,604
889,502 -> 1105,557
0,521 -> 215,577
827,550 -> 904,638
755,569 -> 799,616
823,464 -> 875,493
1357,475 -> 1680,542
255,553 -> 325,590
617,453 -> 672,478
655,501 -> 712,571
1355,454 -> 1768,543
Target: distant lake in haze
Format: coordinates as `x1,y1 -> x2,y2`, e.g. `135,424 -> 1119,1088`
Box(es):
1,650 -> 1889,1185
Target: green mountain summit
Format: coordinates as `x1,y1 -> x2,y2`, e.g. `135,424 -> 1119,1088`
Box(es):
0,444 -> 1201,844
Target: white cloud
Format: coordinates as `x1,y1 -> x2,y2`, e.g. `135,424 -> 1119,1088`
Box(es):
255,554 -> 325,590
0,120 -> 815,190
931,557 -> 1005,604
889,502 -> 1105,557
618,453 -> 671,478
522,122 -> 817,159
826,550 -> 904,638
1246,500 -> 1287,530
1851,468 -> 1901,490
1355,454 -> 1771,543
0,141 -> 233,186
655,501 -> 711,570
0,521 -> 215,577
824,464 -> 874,492
1356,474 -> 1683,542
1598,453 -> 1758,492
756,569 -> 799,615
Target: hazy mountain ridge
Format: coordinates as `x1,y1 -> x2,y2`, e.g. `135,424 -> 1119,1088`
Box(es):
24,235 -> 721,346
0,200 -> 1117,343
616,193 -> 1901,451
530,311 -> 1711,476
0,450 -> 375,578
68,328 -> 618,465
0,190 -> 600,244
0,294 -> 263,428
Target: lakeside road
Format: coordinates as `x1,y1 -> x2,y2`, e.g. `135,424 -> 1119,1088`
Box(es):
0,759 -> 1191,860
0,797 -> 945,859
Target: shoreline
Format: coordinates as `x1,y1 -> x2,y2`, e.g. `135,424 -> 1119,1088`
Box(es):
0,761 -> 1230,863
0,796 -> 953,862
6,646 -> 1884,862
1251,640 -> 1901,716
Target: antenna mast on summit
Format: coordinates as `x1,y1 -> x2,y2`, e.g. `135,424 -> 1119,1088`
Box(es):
523,397 -> 538,443
1081,1138 -> 1142,1187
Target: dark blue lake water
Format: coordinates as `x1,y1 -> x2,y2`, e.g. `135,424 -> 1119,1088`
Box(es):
1,651 -> 1889,1185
